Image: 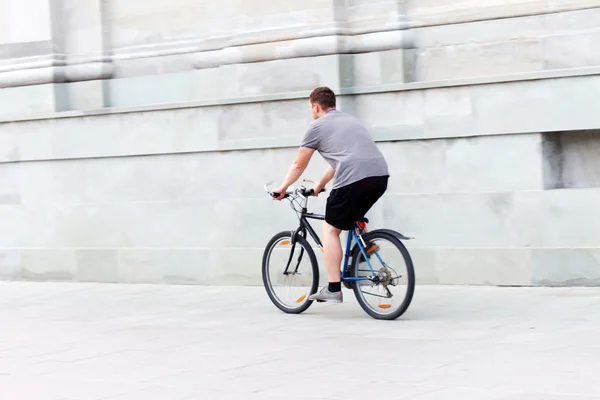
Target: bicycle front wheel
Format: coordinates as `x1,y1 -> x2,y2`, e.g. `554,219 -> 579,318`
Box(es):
350,231 -> 415,320
262,231 -> 319,314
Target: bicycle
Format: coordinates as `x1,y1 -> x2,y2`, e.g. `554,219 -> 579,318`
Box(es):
262,179 -> 415,320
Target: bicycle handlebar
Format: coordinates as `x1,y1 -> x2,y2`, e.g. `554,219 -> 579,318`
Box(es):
264,180 -> 326,199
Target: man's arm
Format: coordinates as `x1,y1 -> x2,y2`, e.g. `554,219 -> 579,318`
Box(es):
273,147 -> 315,199
314,165 -> 334,196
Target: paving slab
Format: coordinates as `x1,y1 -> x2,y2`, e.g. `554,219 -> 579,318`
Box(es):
0,282 -> 599,400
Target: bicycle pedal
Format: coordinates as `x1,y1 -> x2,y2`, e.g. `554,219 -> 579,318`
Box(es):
316,299 -> 326,303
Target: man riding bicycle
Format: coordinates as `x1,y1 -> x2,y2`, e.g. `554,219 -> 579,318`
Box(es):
272,87 -> 389,303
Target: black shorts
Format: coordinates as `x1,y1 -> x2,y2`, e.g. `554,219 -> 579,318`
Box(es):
325,175 -> 389,231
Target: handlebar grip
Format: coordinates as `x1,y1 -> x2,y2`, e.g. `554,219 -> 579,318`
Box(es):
302,188 -> 326,197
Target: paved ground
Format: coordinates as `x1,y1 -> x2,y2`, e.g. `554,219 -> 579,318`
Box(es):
0,282 -> 599,400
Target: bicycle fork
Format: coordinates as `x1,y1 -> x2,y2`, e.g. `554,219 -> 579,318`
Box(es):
283,230 -> 305,276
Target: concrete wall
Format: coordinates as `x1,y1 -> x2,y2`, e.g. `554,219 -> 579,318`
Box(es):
1,0 -> 600,286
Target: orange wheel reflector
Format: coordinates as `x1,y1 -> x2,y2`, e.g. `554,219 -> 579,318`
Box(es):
280,240 -> 290,246
296,295 -> 306,303
378,304 -> 392,309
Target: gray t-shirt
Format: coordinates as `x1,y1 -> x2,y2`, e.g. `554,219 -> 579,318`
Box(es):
300,109 -> 389,189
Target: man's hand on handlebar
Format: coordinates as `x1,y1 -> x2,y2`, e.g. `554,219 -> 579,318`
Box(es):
269,181 -> 326,201
313,183 -> 325,197
272,185 -> 288,201
299,187 -> 326,197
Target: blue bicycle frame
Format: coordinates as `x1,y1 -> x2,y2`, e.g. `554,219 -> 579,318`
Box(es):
294,212 -> 382,283
341,226 -> 385,282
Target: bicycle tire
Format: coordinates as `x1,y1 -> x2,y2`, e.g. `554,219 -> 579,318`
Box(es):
262,231 -> 320,314
350,230 -> 415,320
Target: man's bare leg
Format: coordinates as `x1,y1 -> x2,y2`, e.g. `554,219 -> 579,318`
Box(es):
323,222 -> 342,283
308,221 -> 343,302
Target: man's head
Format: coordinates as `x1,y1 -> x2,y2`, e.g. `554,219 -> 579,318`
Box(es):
309,87 -> 336,119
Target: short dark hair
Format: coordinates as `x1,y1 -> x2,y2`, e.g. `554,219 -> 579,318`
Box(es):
309,87 -> 336,109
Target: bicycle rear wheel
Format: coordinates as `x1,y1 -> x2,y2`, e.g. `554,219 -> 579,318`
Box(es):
350,231 -> 415,320
262,231 -> 319,314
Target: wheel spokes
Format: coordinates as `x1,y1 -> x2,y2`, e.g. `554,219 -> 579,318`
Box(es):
353,236 -> 411,316
267,237 -> 315,310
